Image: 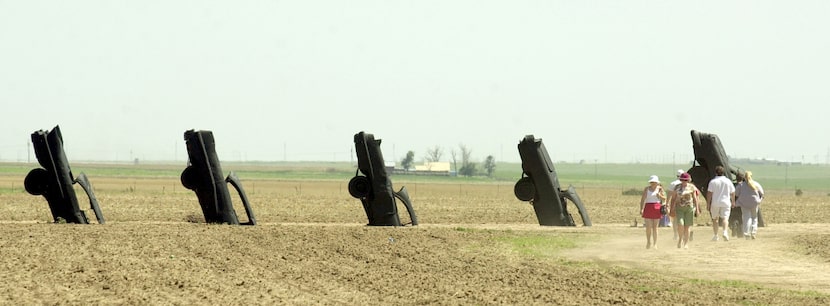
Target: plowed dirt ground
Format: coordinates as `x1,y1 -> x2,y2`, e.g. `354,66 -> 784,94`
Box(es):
1,176 -> 828,305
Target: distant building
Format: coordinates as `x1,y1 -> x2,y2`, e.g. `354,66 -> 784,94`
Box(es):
392,161 -> 451,176
414,162 -> 451,172
385,161 -> 396,172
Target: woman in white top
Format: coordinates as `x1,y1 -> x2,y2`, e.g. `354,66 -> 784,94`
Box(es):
640,175 -> 666,249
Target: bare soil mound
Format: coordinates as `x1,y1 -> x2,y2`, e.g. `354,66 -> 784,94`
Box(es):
1,222 -> 828,305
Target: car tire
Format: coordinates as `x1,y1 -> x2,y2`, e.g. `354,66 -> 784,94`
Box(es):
180,166 -> 199,190
24,168 -> 50,196
514,177 -> 535,201
348,176 -> 371,198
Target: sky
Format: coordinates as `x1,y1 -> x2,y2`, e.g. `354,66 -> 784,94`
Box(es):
1,1 -> 828,165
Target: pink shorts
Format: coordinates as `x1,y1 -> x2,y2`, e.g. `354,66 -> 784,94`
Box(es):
642,202 -> 662,219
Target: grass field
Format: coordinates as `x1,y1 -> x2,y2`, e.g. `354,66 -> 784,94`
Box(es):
3,160 -> 828,192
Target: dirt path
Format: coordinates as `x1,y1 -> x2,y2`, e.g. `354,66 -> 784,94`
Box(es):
560,223 -> 830,294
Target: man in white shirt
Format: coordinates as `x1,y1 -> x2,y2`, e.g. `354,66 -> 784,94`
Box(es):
707,165 -> 736,241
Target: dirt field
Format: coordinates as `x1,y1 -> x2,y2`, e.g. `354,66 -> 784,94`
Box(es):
1,175 -> 829,305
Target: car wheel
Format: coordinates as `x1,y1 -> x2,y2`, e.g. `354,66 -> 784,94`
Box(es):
348,176 -> 371,198
24,168 -> 50,196
514,177 -> 535,201
181,166 -> 199,190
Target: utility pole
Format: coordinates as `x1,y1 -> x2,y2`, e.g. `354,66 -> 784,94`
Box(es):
673,152 -> 676,169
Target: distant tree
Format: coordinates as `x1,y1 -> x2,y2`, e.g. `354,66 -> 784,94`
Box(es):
459,162 -> 477,177
401,151 -> 415,170
458,144 -> 477,177
483,155 -> 496,177
459,144 -> 472,165
425,145 -> 444,162
450,150 -> 458,175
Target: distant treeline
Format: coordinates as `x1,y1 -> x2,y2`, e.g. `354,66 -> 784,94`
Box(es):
1,161 -> 827,192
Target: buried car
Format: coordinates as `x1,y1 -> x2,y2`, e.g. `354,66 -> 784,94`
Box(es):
348,131 -> 418,226
514,135 -> 591,226
24,125 -> 104,224
686,130 -> 764,235
181,129 -> 256,225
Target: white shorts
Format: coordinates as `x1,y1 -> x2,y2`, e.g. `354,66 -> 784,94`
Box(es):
710,206 -> 731,220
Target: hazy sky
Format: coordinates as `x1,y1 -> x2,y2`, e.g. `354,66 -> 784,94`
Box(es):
2,1 -> 828,164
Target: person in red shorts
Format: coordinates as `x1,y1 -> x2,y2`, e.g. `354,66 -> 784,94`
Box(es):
640,175 -> 666,249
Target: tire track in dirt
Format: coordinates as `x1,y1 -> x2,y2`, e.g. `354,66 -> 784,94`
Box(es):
559,224 -> 830,294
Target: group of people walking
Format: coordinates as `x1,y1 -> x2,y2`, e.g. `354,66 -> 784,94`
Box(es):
639,166 -> 764,249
